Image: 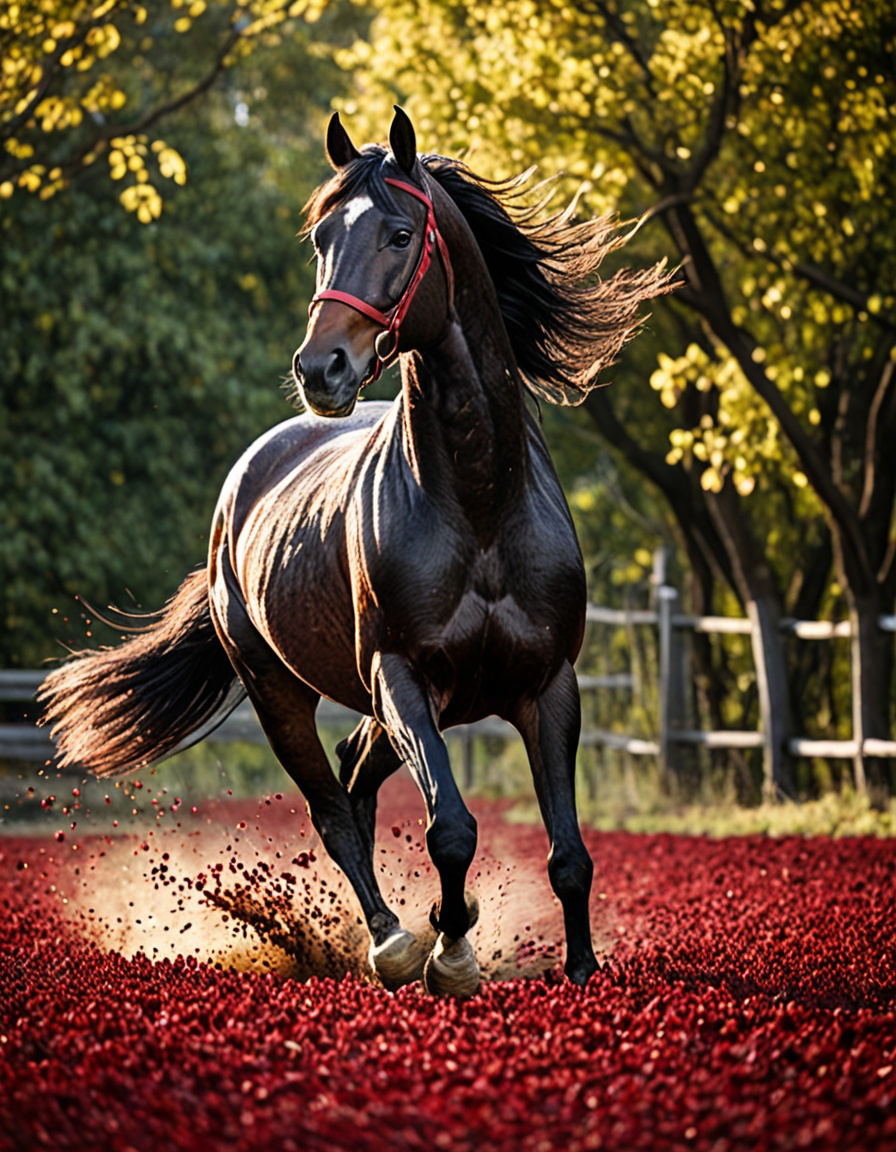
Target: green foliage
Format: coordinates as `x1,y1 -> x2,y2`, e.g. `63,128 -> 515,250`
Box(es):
1,149 -> 290,664
1,4 -> 366,666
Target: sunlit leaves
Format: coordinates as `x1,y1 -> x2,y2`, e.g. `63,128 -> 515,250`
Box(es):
105,134 -> 186,221
350,0 -> 894,489
0,0 -> 332,218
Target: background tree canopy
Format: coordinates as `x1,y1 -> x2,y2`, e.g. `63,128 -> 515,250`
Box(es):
1,0 -> 365,664
344,0 -> 896,793
2,0 -> 893,794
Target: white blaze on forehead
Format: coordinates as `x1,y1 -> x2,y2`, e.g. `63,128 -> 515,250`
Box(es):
343,195 -> 374,229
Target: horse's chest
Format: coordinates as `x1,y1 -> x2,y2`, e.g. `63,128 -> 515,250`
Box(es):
376,533 -> 582,707
438,586 -> 551,669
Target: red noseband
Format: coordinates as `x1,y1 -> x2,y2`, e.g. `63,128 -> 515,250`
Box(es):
309,177 -> 454,384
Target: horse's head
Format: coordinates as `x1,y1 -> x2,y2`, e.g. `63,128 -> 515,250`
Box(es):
293,107 -> 454,418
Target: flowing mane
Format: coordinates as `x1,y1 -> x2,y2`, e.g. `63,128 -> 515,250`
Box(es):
303,145 -> 675,405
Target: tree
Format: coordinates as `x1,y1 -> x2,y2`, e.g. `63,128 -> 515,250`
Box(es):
0,0 -> 333,218
344,0 -> 896,796
1,0 -> 366,666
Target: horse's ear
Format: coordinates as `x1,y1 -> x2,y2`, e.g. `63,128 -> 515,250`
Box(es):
326,112 -> 361,169
389,105 -> 417,175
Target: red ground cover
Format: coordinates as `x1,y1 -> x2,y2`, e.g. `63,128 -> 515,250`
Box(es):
1,777 -> 894,1151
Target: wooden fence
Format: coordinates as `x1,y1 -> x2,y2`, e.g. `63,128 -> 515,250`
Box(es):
584,593 -> 896,795
0,668 -> 630,793
3,591 -> 895,796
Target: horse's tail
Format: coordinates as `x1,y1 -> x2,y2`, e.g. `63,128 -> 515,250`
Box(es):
37,568 -> 245,778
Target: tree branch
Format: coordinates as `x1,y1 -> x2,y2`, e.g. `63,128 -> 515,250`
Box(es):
659,198 -> 875,590
582,387 -> 739,601
860,357 -> 895,520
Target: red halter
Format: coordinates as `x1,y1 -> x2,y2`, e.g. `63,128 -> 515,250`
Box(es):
309,177 -> 454,384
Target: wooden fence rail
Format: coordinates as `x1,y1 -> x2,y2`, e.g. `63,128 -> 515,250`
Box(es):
0,668 -> 628,792
3,594 -> 895,796
585,597 -> 896,791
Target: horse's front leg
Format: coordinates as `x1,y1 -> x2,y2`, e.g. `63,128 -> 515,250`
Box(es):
372,652 -> 481,997
512,661 -> 598,986
335,717 -> 431,989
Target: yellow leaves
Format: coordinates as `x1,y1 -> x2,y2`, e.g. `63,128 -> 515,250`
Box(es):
35,96 -> 83,132
107,135 -> 187,222
86,24 -> 121,57
82,78 -> 127,115
154,144 -> 186,185
5,138 -> 34,159
17,166 -> 43,192
108,150 -> 127,180
649,354 -> 682,409
650,344 -> 713,409
700,467 -> 723,494
2,0 -> 330,221
119,183 -> 162,224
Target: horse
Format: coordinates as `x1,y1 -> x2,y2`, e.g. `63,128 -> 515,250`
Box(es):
39,107 -> 673,997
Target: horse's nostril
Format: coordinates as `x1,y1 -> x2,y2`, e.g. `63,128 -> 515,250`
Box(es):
292,349 -> 304,381
326,347 -> 348,384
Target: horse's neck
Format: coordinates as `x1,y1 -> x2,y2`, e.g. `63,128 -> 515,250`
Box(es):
400,300 -> 529,540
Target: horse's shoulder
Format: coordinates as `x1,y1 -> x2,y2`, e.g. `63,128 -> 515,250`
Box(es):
229,403 -> 388,478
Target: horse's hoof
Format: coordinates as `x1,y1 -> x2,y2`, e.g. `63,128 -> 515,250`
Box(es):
423,933 -> 481,999
566,958 -> 600,987
369,928 -> 426,991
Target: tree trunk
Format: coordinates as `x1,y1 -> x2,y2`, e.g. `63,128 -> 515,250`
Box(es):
706,484 -> 796,800
745,594 -> 796,801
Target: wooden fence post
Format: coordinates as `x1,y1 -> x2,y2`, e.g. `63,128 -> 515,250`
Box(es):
657,583 -> 683,776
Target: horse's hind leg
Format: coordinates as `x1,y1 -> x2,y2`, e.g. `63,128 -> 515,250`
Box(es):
223,655 -> 414,986
336,716 -> 401,865
372,652 -> 481,998
512,661 -> 598,986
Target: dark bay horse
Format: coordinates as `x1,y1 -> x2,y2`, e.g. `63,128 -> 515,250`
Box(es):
40,108 -> 672,996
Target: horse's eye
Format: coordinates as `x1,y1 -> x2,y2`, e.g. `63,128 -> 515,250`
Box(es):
392,230 -> 412,250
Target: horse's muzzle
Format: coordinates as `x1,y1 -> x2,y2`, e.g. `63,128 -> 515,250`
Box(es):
293,346 -> 362,418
